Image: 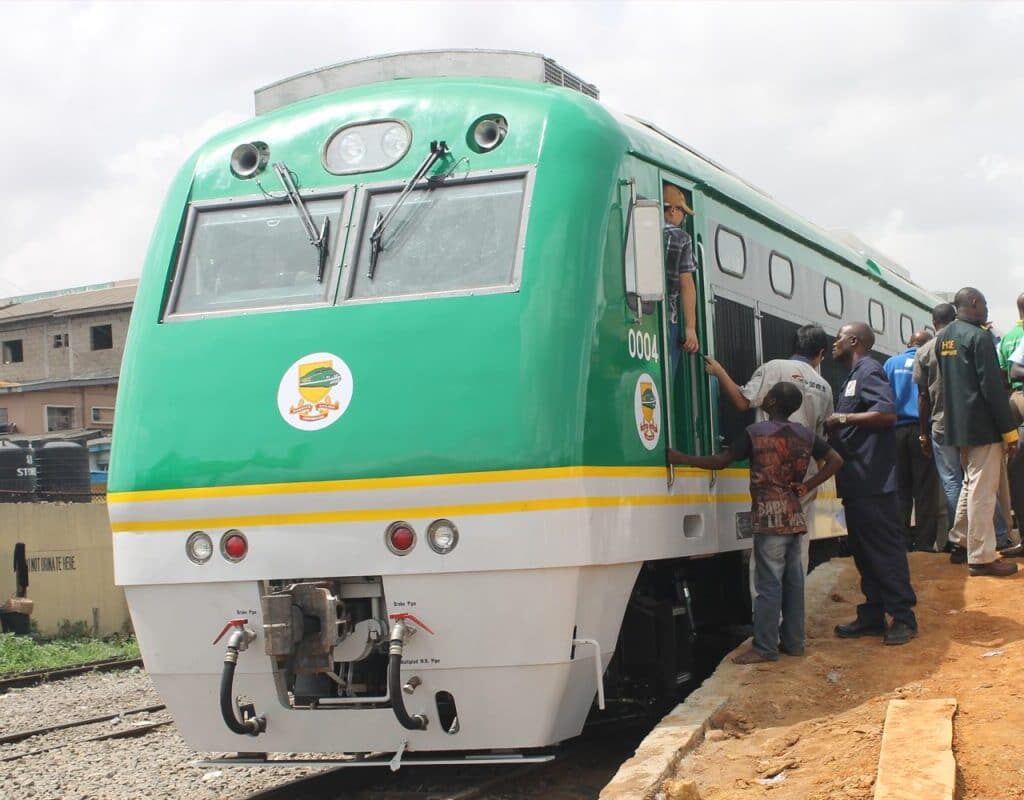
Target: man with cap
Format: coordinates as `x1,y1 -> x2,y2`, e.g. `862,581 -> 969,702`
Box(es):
663,182 -> 699,370
940,287 -> 1019,577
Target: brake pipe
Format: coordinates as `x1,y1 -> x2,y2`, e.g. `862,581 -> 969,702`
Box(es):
387,619 -> 428,730
215,620 -> 267,736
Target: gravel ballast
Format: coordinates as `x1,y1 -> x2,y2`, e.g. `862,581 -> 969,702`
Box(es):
0,668 -> 320,799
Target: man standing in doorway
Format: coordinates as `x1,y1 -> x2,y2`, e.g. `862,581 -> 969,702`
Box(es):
663,182 -> 699,371
827,322 -> 918,645
885,330 -> 945,552
941,287 -> 1020,577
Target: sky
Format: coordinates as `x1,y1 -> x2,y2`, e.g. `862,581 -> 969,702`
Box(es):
1,1 -> 1023,329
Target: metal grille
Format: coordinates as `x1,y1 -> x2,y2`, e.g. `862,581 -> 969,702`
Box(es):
761,313 -> 801,363
713,297 -> 757,446
543,58 -> 599,98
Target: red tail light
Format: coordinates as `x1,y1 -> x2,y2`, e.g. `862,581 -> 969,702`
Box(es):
222,530 -> 248,561
386,522 -> 416,555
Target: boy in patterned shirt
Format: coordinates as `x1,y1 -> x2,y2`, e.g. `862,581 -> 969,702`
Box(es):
668,382 -> 843,663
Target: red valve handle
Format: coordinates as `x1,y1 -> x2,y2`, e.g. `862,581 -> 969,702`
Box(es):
212,618 -> 249,645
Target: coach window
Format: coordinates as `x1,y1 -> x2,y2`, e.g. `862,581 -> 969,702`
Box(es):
823,278 -> 843,319
869,299 -> 886,333
769,252 -> 794,298
899,314 -> 914,345
715,226 -> 746,278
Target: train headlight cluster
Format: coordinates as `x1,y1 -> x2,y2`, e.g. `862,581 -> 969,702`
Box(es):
186,531 -> 213,564
384,519 -> 460,555
186,530 -> 250,564
323,120 -> 411,175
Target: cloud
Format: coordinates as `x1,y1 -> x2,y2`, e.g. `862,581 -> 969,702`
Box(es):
0,0 -> 1022,330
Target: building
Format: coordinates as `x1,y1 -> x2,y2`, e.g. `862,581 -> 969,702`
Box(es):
0,280 -> 136,446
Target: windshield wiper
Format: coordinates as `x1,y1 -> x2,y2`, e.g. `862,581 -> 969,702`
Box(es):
368,140 -> 450,279
273,162 -> 330,282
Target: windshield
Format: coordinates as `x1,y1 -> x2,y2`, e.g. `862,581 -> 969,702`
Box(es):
167,194 -> 344,317
348,174 -> 526,301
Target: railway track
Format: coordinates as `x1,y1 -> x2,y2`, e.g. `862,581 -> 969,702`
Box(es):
233,713 -> 654,800
0,702 -> 171,763
0,656 -> 144,693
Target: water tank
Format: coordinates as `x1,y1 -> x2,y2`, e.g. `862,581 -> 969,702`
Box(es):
34,442 -> 91,502
0,441 -> 35,502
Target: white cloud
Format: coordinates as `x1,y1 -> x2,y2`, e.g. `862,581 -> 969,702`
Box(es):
0,0 -> 1022,330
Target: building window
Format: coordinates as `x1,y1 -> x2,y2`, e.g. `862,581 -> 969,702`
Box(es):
715,226 -> 746,277
869,299 -> 886,333
91,407 -> 114,426
90,324 -> 113,350
768,252 -> 794,298
53,333 -> 68,348
46,406 -> 75,432
823,278 -> 844,318
2,339 -> 23,364
0,408 -> 7,424
899,314 -> 914,345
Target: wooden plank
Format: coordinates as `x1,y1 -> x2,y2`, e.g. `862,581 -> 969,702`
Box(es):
874,698 -> 957,800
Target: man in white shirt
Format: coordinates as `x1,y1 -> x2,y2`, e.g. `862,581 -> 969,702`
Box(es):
704,324 -> 835,574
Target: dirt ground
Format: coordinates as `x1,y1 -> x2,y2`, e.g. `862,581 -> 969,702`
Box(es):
668,552 -> 1024,799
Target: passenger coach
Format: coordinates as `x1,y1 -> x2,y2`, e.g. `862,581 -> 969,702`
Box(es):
108,50 -> 938,766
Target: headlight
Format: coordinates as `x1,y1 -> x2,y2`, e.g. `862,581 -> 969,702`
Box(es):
186,531 -> 213,564
323,120 -> 411,175
337,132 -> 366,166
427,519 -> 459,555
381,124 -> 410,159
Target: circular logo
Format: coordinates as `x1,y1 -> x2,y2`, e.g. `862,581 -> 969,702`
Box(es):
634,373 -> 661,450
277,352 -> 354,431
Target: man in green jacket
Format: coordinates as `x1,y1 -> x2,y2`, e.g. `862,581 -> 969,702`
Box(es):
940,287 -> 1019,576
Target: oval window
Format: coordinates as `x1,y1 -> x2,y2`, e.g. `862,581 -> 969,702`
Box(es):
900,314 -> 914,345
824,278 -> 843,318
769,252 -> 794,298
715,226 -> 746,278
869,299 -> 886,333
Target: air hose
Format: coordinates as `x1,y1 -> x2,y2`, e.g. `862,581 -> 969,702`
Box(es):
220,627 -> 266,736
388,619 -> 428,730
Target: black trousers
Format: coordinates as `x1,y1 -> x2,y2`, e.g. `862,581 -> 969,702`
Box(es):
843,493 -> 918,629
894,424 -> 945,550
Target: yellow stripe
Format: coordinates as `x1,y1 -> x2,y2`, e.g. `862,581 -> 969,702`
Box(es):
110,492 -> 753,533
107,465 -> 721,505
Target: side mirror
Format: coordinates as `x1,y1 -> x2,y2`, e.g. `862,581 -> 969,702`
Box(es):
625,199 -> 665,303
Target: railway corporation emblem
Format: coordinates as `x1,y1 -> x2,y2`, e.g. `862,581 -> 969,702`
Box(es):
277,352 -> 354,431
633,373 -> 661,450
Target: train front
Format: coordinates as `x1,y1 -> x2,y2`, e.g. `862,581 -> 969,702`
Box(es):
108,71 -> 635,761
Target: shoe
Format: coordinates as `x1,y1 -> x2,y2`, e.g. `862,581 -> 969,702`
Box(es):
778,644 -> 805,657
998,542 -> 1024,557
731,647 -> 776,664
949,546 -> 967,564
883,622 -> 918,646
834,620 -> 886,639
968,560 -> 1019,577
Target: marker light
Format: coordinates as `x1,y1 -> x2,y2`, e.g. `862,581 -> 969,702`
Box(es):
386,521 -> 416,555
221,530 -> 248,562
186,531 -> 213,564
427,519 -> 459,555
468,115 -> 508,153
